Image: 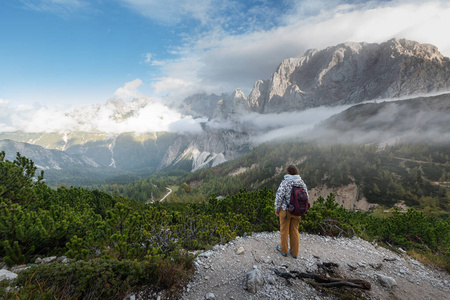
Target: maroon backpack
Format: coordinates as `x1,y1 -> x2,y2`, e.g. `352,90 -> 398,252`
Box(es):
288,186 -> 310,216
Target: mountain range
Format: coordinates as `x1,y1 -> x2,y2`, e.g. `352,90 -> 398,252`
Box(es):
1,38 -> 449,186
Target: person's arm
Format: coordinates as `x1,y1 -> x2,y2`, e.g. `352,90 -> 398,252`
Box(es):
300,179 -> 309,199
303,184 -> 309,199
274,180 -> 287,214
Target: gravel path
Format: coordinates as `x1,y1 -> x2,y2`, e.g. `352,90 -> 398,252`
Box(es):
182,232 -> 450,300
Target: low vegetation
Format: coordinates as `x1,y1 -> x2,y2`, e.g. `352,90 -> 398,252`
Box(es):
0,150 -> 449,299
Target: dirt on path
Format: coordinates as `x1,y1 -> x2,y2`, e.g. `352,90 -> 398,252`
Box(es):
181,232 -> 450,300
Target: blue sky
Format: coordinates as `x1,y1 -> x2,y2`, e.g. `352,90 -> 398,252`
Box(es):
1,0 -> 450,127
0,0 -> 295,107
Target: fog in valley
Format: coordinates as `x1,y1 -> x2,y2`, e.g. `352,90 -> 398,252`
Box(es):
2,90 -> 449,149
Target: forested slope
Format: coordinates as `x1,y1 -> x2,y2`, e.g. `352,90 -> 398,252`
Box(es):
1,151 -> 449,299
178,142 -> 449,212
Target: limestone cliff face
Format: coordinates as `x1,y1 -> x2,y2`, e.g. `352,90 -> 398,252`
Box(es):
162,89 -> 252,171
181,89 -> 250,120
157,126 -> 250,172
180,93 -> 223,118
249,38 -> 450,113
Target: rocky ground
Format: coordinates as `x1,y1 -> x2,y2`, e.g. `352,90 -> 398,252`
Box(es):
181,232 -> 450,300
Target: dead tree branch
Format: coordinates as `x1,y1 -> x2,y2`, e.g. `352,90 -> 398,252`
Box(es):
273,269 -> 371,290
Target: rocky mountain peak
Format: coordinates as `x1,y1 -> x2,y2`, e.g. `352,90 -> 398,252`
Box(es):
385,38 -> 443,61
180,93 -> 223,118
249,38 -> 450,113
186,89 -> 251,121
230,88 -> 250,115
210,97 -> 248,120
184,39 -> 448,117
231,88 -> 247,100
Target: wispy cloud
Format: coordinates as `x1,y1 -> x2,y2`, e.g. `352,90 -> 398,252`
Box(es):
116,0 -> 285,30
0,99 -> 15,132
168,116 -> 207,134
117,0 -> 213,26
239,105 -> 352,145
2,89 -> 448,150
143,53 -> 152,63
308,96 -> 450,145
19,0 -> 91,17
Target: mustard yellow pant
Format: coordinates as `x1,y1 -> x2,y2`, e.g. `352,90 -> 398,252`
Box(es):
279,210 -> 301,257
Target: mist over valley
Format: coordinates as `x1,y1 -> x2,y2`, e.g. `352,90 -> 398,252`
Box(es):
1,39 -> 449,194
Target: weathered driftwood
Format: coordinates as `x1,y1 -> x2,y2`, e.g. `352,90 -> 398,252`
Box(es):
273,269 -> 371,290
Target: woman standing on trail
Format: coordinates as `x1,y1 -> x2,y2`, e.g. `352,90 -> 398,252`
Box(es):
274,164 -> 309,259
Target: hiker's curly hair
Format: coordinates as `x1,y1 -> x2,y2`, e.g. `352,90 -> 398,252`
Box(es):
286,164 -> 299,175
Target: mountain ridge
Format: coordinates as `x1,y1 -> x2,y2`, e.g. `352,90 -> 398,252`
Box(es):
248,38 -> 450,113
1,39 -> 449,186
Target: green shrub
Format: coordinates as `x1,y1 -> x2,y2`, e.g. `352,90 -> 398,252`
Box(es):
5,254 -> 194,300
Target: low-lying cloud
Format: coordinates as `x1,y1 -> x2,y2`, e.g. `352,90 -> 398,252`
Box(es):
0,79 -> 208,135
0,92 -> 353,139
285,95 -> 450,146
237,93 -> 450,146
0,97 -> 204,135
2,85 -> 449,151
240,106 -> 352,133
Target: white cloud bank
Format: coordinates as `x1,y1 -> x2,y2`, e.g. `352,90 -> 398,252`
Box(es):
240,105 -> 353,145
148,0 -> 450,97
2,89 -> 448,149
0,99 -> 204,134
0,79 -> 203,134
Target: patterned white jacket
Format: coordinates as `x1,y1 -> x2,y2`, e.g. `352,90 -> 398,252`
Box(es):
274,174 -> 309,212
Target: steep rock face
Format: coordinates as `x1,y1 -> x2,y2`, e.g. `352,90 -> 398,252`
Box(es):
210,88 -> 250,120
161,90 -> 251,171
158,126 -> 250,172
181,89 -> 250,120
249,38 -> 450,113
180,93 -> 223,118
